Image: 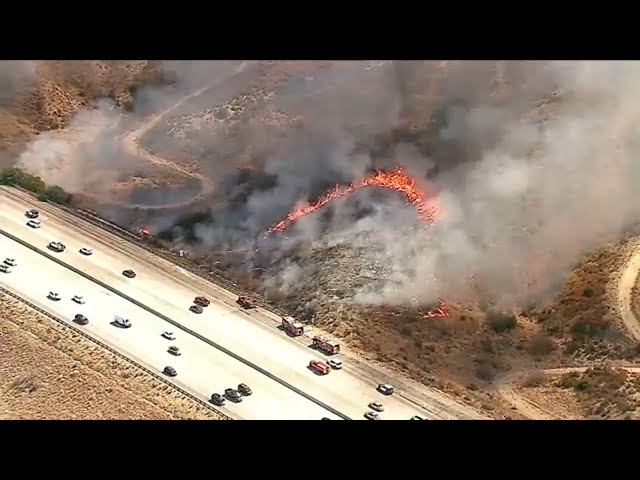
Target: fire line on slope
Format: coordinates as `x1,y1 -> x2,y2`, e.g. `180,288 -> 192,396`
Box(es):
267,166 -> 448,318
267,166 -> 441,234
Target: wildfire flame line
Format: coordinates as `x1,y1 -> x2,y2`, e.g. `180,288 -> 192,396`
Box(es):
267,166 -> 448,318
267,166 -> 441,233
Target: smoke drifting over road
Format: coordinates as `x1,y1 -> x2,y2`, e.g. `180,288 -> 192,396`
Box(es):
10,60 -> 640,309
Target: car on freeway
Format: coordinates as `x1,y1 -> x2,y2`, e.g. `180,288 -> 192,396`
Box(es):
4,258 -> 17,267
364,411 -> 380,420
72,295 -> 85,304
163,366 -> 177,377
238,383 -> 252,396
48,292 -> 61,301
168,346 -> 181,356
162,332 -> 176,340
122,269 -> 136,278
25,209 -> 39,219
377,383 -> 395,396
210,393 -> 225,406
194,296 -> 210,307
411,415 -> 427,420
0,264 -> 10,273
327,359 -> 343,370
114,315 -> 132,328
162,331 -> 176,340
79,247 -> 93,256
73,314 -> 89,325
369,401 -> 385,412
224,388 -> 243,403
48,241 -> 66,252
236,295 -> 256,309
26,219 -> 41,229
189,304 -> 203,314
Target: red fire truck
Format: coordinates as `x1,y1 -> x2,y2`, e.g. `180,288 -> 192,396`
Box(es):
281,316 -> 304,336
312,335 -> 340,355
237,296 -> 256,309
309,360 -> 331,375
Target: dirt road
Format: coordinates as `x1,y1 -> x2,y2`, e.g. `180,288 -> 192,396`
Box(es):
497,365 -> 640,420
117,61 -> 249,210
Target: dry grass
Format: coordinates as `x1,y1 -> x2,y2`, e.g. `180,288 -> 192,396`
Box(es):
1,60 -> 161,154
556,367 -> 640,419
0,291 -> 224,420
532,240 -> 640,361
514,382 -> 583,420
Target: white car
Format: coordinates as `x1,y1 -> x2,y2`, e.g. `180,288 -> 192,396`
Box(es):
4,258 -> 17,267
327,359 -> 343,369
72,295 -> 85,304
114,315 -> 132,328
369,401 -> 385,412
48,292 -> 61,301
364,411 -> 380,420
0,264 -> 11,273
27,219 -> 41,228
79,247 -> 93,256
162,331 -> 176,340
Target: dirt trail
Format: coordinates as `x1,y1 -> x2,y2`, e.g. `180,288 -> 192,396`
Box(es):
117,61 -> 248,210
616,247 -> 640,341
498,104 -> 640,419
497,366 -> 640,420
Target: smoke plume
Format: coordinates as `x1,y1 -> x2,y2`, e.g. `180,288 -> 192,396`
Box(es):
11,60 -> 640,309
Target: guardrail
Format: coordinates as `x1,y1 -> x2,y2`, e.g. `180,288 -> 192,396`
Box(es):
12,187 -> 302,319
0,285 -> 232,420
0,224 -> 352,420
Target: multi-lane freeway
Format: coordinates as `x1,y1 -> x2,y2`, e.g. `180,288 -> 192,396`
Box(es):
0,186 -> 486,420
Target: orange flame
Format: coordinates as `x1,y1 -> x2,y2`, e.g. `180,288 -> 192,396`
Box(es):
418,299 -> 449,319
268,166 -> 441,233
267,166 -> 447,318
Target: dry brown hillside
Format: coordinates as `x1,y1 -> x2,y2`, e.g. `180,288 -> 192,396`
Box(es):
4,60 -> 640,420
0,60 -> 161,165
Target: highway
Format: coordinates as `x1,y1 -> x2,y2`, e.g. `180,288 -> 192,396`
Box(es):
0,186 -> 485,420
0,233 -> 344,420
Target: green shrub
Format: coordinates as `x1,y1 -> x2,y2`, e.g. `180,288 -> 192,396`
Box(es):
583,287 -> 594,298
0,167 -> 72,205
38,185 -> 72,205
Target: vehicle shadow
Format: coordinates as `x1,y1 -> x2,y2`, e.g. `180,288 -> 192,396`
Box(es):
306,365 -> 328,376
110,321 -> 131,329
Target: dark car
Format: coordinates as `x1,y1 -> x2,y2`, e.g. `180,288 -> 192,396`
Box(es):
210,393 -> 225,406
163,366 -> 177,377
189,304 -> 203,314
194,296 -> 210,307
224,388 -> 242,403
73,314 -> 89,325
377,383 -> 395,396
122,269 -> 136,278
238,383 -> 252,396
237,295 -> 256,309
25,209 -> 39,219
